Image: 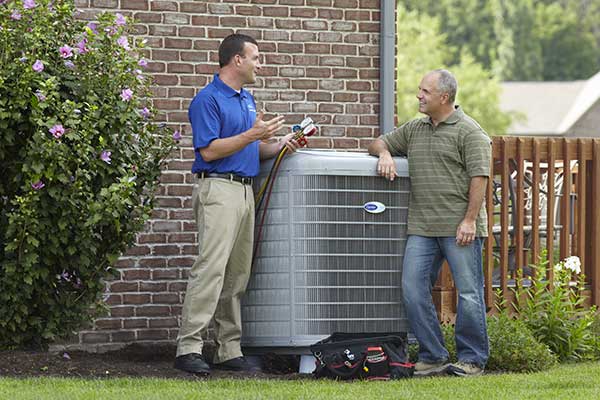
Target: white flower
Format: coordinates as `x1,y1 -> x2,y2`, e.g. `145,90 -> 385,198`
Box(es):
563,256 -> 581,274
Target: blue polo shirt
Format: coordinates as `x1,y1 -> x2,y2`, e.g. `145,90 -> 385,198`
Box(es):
189,74 -> 259,177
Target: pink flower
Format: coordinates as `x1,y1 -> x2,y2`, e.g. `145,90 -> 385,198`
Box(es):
31,180 -> 45,190
11,10 -> 22,20
100,150 -> 111,164
120,88 -> 133,102
49,124 -> 65,139
115,13 -> 126,26
23,0 -> 36,9
34,90 -> 46,102
172,130 -> 182,141
86,22 -> 98,35
76,39 -> 88,54
138,59 -> 148,68
140,107 -> 150,118
59,45 -> 73,58
117,36 -> 130,50
32,60 -> 44,72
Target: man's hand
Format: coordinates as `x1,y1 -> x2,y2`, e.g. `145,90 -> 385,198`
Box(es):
245,111 -> 285,142
376,152 -> 399,181
280,132 -> 303,153
456,218 -> 476,246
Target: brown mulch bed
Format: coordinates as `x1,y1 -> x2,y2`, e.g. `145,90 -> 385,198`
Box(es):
0,344 -> 304,379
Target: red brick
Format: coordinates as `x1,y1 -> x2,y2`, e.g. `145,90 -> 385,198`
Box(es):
180,51 -> 208,62
111,282 -> 139,292
91,0 -> 117,7
181,76 -> 208,86
121,0 -> 148,10
192,15 -> 219,26
303,20 -> 328,30
134,12 -> 162,23
332,44 -> 357,55
280,0 -> 304,4
319,103 -> 344,113
138,257 -> 168,268
319,56 -> 344,66
359,93 -> 379,103
168,257 -> 196,268
333,138 -> 359,148
334,92 -> 358,102
150,1 -> 178,11
359,0 -> 379,8
138,329 -> 169,340
110,307 -> 135,318
346,81 -> 371,91
305,43 -> 331,54
291,8 -> 317,18
307,91 -> 332,101
152,293 -> 180,304
236,5 -> 261,16
275,19 -> 301,29
123,294 -> 151,305
123,269 -> 152,280
124,246 -> 151,256
263,6 -> 288,17
248,17 -> 273,28
266,54 -> 292,64
333,68 -> 358,78
136,306 -> 171,317
347,127 -> 374,137
332,21 -> 356,31
112,331 -> 136,342
140,282 -> 168,292
152,74 -> 178,85
178,27 -> 206,37
359,22 -> 379,32
318,8 -> 343,19
220,16 -> 247,27
277,43 -> 303,53
104,294 -> 122,305
334,0 -> 358,7
180,2 -> 207,13
291,79 -> 318,89
153,269 -> 180,280
307,137 -> 333,148
149,318 -> 179,328
165,38 -> 192,49
308,0 -> 333,5
359,69 -> 379,79
124,319 -> 148,329
95,318 -> 122,330
152,50 -> 179,61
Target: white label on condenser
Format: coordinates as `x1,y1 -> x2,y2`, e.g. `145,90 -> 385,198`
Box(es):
364,201 -> 386,214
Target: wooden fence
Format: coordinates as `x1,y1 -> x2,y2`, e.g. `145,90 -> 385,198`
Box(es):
433,137 -> 600,321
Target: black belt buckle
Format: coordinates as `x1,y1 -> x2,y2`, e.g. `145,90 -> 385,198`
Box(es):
198,172 -> 253,186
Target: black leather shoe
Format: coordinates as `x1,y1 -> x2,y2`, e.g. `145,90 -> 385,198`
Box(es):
214,356 -> 261,372
174,353 -> 211,375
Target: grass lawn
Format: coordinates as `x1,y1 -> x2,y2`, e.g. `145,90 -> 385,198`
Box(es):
1,362 -> 599,400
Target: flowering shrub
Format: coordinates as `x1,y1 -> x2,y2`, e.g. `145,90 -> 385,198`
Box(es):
514,255 -> 598,361
0,0 -> 175,348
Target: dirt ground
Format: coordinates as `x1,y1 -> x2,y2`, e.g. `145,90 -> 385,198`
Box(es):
0,344 -> 304,380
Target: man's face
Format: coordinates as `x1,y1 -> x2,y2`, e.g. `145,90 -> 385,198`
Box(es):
237,42 -> 261,84
416,72 -> 447,116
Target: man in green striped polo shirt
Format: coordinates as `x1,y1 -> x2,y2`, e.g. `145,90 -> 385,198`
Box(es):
368,69 -> 491,377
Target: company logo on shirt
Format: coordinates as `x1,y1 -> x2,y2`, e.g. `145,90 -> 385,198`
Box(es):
247,104 -> 256,114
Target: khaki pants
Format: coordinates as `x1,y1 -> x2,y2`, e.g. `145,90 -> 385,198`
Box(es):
176,177 -> 254,363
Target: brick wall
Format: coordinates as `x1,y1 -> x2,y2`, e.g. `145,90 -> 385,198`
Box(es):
69,0 -> 383,352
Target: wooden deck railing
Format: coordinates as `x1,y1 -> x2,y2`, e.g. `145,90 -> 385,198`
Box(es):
433,137 -> 600,321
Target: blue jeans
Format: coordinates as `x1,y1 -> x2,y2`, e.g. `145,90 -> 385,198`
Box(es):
402,235 -> 489,367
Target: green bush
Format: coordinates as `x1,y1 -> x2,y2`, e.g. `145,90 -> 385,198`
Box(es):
0,0 -> 175,349
513,256 -> 598,362
409,316 -> 557,373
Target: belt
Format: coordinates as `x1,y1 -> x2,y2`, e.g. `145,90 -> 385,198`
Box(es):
197,172 -> 253,185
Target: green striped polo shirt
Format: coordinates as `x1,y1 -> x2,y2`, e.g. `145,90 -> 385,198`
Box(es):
382,106 -> 491,237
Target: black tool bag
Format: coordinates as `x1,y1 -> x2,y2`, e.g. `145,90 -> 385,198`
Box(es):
309,333 -> 414,380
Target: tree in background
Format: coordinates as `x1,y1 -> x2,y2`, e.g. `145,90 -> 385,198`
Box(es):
396,6 -> 511,135
402,0 -> 600,81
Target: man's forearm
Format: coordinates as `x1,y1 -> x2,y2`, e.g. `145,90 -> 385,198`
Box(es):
368,138 -> 391,157
198,129 -> 255,162
464,176 -> 488,222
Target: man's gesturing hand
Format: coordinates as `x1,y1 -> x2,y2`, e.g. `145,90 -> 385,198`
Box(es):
246,111 -> 285,141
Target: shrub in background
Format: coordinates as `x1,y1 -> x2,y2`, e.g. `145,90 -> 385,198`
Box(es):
0,0 -> 175,349
409,315 -> 556,373
514,256 -> 598,362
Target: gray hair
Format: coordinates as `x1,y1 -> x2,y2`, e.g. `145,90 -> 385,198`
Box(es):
433,69 -> 457,103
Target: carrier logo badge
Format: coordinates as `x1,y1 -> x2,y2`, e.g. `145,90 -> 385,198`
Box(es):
364,201 -> 385,214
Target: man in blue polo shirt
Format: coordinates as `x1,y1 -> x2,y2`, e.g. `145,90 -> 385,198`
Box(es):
174,34 -> 300,375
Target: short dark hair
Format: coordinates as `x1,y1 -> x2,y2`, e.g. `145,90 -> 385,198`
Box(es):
433,69 -> 458,103
218,34 -> 258,68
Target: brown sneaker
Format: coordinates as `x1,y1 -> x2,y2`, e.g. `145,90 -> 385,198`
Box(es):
414,361 -> 449,376
447,361 -> 484,377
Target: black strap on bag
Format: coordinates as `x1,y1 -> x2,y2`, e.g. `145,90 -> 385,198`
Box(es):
309,332 -> 414,380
